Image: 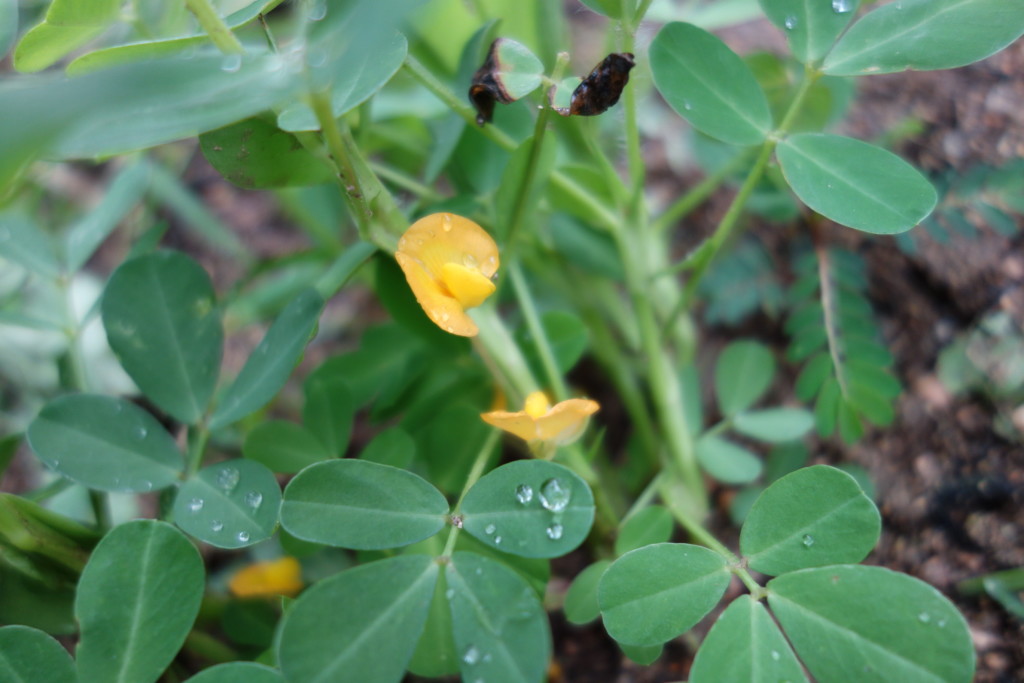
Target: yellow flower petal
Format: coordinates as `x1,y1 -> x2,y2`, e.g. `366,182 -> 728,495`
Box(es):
395,213 -> 500,337
228,556 -> 303,598
481,395 -> 599,446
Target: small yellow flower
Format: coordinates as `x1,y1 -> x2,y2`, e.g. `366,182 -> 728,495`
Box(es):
228,557 -> 303,598
395,213 -> 500,337
481,391 -> 599,446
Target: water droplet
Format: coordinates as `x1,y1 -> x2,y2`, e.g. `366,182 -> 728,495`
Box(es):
221,54 -> 242,73
188,498 -> 204,512
140,480 -> 153,491
307,48 -> 328,68
462,645 -> 480,665
445,588 -> 455,599
494,535 -> 502,545
802,534 -> 815,547
484,523 -> 496,535
217,466 -> 240,492
539,478 -> 571,512
441,312 -> 450,322
211,520 -> 224,532
134,425 -> 148,440
237,531 -> 250,543
446,326 -> 454,333
771,650 -> 781,661
399,237 -> 408,249
917,612 -> 931,623
443,214 -> 453,232
463,253 -> 478,268
937,618 -> 947,628
683,99 -> 693,110
309,0 -> 327,20
831,0 -> 854,13
488,256 -> 497,266
474,567 -> 482,575
546,523 -> 563,540
784,15 -> 798,29
244,491 -> 263,510
515,484 -> 533,504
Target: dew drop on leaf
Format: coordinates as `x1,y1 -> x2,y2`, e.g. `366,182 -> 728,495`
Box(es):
515,484 -> 534,504
832,0 -> 854,13
802,533 -> 815,548
484,523 -> 496,535
462,645 -> 480,665
188,498 -> 204,512
244,491 -> 263,510
217,466 -> 240,492
237,531 -> 250,543
211,520 -> 224,532
784,15 -> 798,29
546,523 -> 563,540
134,425 -> 148,440
221,54 -> 242,73
494,535 -> 502,544
771,650 -> 781,661
918,612 -> 931,623
539,478 -> 571,512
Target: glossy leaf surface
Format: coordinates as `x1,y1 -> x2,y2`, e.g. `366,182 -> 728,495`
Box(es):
201,117 -> 333,190
281,459 -> 448,549
446,552 -> 551,683
769,565 -> 975,682
650,22 -> 772,145
689,595 -> 808,683
0,625 -> 76,683
173,459 -> 281,549
823,0 -> 1024,76
185,662 -> 284,683
76,521 -> 204,683
598,543 -> 730,646
102,251 -> 222,424
210,288 -> 324,429
777,133 -> 937,234
277,555 -> 438,683
27,394 -> 183,493
760,0 -> 860,64
460,460 -> 594,559
741,465 -> 880,575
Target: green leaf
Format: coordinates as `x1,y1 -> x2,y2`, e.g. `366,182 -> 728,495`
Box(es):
759,0 -> 860,64
620,642 -> 663,665
614,505 -> 674,556
689,595 -> 808,683
201,116 -> 333,189
210,288 -> 324,430
769,565 -> 975,682
460,460 -> 595,559
280,459 -> 449,549
0,625 -> 76,683
172,459 -> 281,549
823,0 -> 1024,76
277,554 -> 438,683
0,211 -> 61,278
740,465 -> 880,575
733,407 -> 815,442
185,662 -> 284,683
64,162 -> 150,272
650,22 -> 773,145
359,427 -> 416,470
242,420 -> 331,474
302,372 -> 355,456
27,394 -> 183,493
715,340 -> 776,416
67,1 -> 283,74
446,551 -> 551,683
102,251 -> 222,424
696,435 -> 763,484
76,520 -> 204,683
564,560 -> 612,625
579,0 -> 623,19
517,310 -> 590,377
277,31 -> 408,132
598,543 -> 730,646
454,532 -> 551,598
13,0 -> 120,72
777,133 -> 937,234
408,570 -> 458,678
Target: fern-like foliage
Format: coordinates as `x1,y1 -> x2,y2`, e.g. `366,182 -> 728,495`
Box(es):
898,159 -> 1024,252
699,237 -> 785,326
785,247 -> 901,443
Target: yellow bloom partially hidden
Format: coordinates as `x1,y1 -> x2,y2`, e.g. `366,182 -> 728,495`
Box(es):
481,391 -> 599,446
395,213 -> 500,337
228,557 -> 303,598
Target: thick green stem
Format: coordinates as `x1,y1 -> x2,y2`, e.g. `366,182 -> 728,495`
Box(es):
184,0 -> 244,54
509,262 -> 568,402
619,26 -> 644,197
309,91 -> 373,235
185,425 -> 211,479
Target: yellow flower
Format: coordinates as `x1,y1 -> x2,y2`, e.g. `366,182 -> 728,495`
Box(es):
228,557 -> 303,598
395,213 -> 500,337
481,391 -> 599,445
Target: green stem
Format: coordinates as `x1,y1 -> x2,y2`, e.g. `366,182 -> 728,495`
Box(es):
443,430 -> 501,557
314,241 -> 377,299
619,25 -> 644,196
186,425 -> 211,479
370,161 -> 443,202
509,262 -> 568,402
257,13 -> 278,53
402,54 -> 621,232
652,150 -> 753,234
88,490 -> 111,531
470,305 -> 536,405
309,90 -> 373,238
184,0 -> 244,54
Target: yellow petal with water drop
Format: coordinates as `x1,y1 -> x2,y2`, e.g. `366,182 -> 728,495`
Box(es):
441,262 -> 496,309
396,252 -> 478,336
